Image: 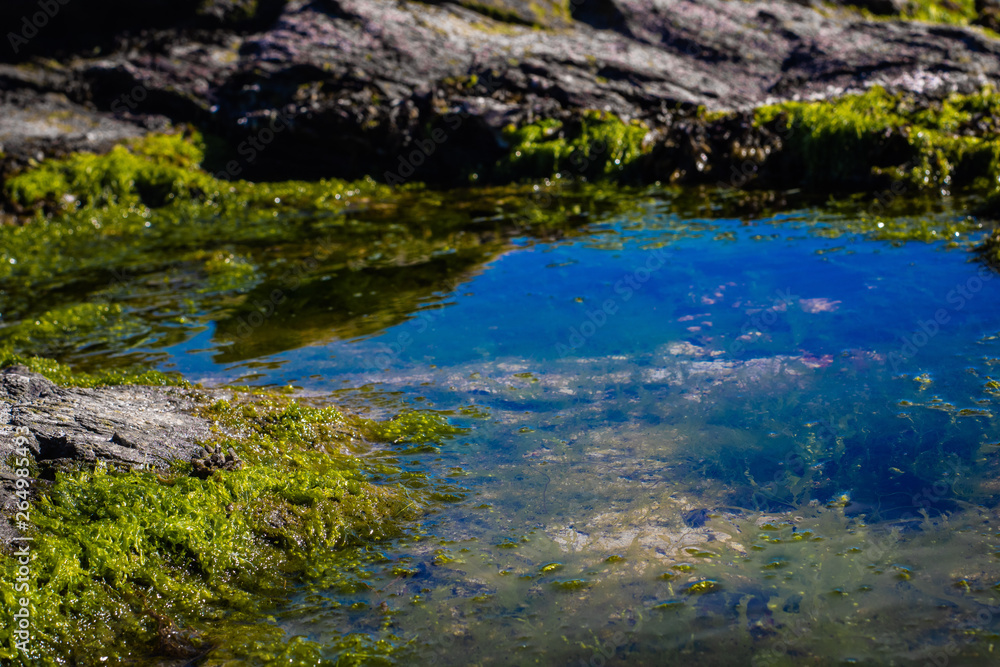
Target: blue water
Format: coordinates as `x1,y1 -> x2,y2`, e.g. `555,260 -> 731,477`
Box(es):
159,201 -> 1000,664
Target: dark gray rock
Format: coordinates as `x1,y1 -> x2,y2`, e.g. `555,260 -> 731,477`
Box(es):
0,365 -> 215,551
0,366 -> 212,468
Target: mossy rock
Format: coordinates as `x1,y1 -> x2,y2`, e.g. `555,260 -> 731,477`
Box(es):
0,370 -> 468,664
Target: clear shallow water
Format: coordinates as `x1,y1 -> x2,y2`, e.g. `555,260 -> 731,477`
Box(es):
34,192 -> 1000,663
132,199 -> 1000,665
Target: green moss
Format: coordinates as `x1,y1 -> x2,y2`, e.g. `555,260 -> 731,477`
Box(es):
0,388 -> 467,664
755,85 -> 1000,195
833,0 -> 980,26
456,0 -> 537,26
905,0 -> 977,25
0,348 -> 185,387
496,111 -> 651,181
365,409 -> 469,445
4,132 -> 390,214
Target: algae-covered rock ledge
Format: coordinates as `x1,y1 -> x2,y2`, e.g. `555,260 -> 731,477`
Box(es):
4,0 -> 1000,187
0,357 -> 469,663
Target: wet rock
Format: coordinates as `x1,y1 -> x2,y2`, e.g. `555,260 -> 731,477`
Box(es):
682,508 -> 711,528
190,442 -> 244,478
0,366 -> 211,469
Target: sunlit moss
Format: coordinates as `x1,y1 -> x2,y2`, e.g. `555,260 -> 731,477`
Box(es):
496,111 -> 651,180
831,0 -> 981,26
0,347 -> 185,387
755,86 -> 1000,195
0,383 -> 468,664
4,132 -> 390,214
905,0 -> 977,24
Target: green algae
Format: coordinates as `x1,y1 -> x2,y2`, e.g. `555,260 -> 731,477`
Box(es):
365,410 -> 469,445
755,85 -> 1000,196
681,579 -> 720,595
4,132 -> 389,214
0,348 -> 184,387
830,0 -> 983,28
0,383 -> 469,664
496,111 -> 651,181
447,0 -> 571,28
905,0 -> 977,24
549,577 -> 590,590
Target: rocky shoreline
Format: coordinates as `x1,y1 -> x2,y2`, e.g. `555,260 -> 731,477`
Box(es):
2,0 -> 1000,189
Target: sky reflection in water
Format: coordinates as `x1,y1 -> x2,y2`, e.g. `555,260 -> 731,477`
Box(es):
165,202 -> 1000,665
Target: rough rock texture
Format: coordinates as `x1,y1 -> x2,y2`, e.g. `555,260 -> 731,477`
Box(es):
0,82 -> 161,181
0,366 -> 211,468
1,0 -> 999,182
0,366 -> 214,550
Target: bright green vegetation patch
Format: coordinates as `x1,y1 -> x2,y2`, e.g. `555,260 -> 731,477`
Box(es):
496,111 -> 651,181
0,347 -> 185,387
755,85 -> 1000,196
0,391 -> 468,664
905,0 -> 978,24
4,131 -> 389,214
835,0 -> 979,25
